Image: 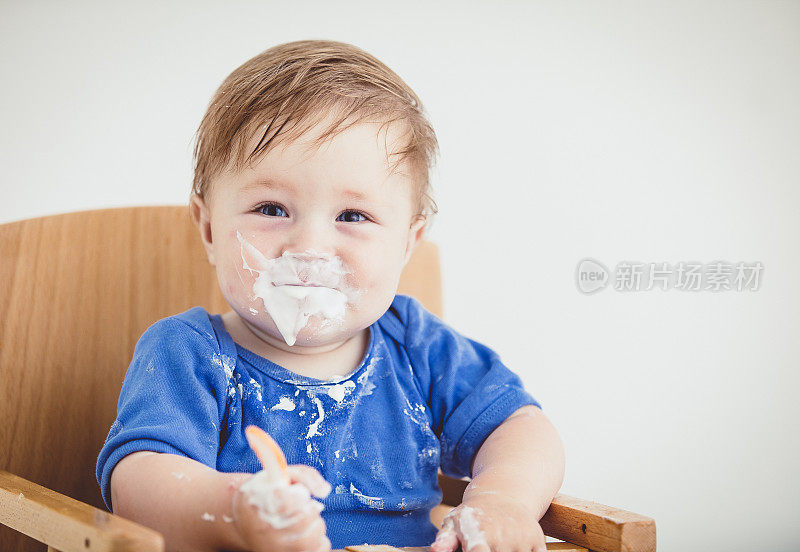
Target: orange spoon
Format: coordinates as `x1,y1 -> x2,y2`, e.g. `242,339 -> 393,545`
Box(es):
245,425 -> 289,482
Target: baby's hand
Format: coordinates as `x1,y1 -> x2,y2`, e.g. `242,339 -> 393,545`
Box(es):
232,464 -> 333,552
430,494 -> 546,552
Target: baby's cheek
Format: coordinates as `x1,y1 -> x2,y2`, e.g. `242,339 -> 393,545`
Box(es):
345,282 -> 371,311
218,277 -> 253,315
222,259 -> 253,300
225,284 -> 247,306
352,286 -> 396,324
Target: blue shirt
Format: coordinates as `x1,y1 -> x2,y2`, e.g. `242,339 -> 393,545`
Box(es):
96,294 -> 541,548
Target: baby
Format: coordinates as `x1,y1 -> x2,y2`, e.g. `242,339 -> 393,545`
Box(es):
96,40 -> 565,552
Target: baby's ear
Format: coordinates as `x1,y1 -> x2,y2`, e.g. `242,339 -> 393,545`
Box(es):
189,194 -> 216,266
402,214 -> 427,267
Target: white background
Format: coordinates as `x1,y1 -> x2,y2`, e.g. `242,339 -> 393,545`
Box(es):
2,2 -> 799,551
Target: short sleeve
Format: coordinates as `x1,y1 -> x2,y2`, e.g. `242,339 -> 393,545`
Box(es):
401,296 -> 541,479
95,316 -> 230,511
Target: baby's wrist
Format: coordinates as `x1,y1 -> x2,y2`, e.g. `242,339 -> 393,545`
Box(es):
220,472 -> 258,551
461,484 -> 540,521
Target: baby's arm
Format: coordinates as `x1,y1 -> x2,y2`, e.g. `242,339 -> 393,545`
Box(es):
111,451 -> 250,551
468,405 -> 566,519
431,405 -> 566,552
111,451 -> 331,552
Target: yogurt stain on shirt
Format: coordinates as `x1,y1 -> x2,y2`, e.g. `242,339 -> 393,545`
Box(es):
249,378 -> 263,401
271,396 -> 296,411
305,396 -> 325,438
350,482 -> 384,509
326,380 -> 356,403
210,352 -> 236,380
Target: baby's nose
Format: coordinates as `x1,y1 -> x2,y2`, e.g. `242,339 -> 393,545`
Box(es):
281,247 -> 338,283
286,249 -> 333,265
283,219 -> 334,260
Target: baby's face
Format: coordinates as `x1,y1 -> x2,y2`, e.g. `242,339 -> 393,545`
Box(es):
191,116 -> 425,350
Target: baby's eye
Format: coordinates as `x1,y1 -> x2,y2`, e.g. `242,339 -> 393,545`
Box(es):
257,203 -> 288,217
336,210 -> 369,223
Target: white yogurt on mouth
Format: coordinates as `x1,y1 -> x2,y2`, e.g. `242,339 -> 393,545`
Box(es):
237,231 -> 362,345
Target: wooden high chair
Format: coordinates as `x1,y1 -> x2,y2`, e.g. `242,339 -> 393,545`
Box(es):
0,206 -> 656,552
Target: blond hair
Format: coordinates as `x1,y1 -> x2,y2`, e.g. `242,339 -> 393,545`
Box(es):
191,40 -> 439,218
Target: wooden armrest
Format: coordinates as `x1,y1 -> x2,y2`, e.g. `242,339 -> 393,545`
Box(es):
541,494 -> 656,552
437,475 -> 655,552
0,469 -> 164,552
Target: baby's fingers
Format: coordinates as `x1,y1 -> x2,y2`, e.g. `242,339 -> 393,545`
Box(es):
283,512 -> 326,542
287,464 -> 332,498
279,507 -> 330,552
430,516 -> 459,552
272,483 -> 323,516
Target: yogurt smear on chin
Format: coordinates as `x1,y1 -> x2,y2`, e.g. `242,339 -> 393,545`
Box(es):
256,284 -> 348,346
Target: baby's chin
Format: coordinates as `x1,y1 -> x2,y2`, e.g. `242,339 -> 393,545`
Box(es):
242,308 -> 365,349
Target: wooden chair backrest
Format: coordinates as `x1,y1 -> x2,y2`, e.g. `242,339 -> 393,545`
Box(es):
0,206 -> 442,550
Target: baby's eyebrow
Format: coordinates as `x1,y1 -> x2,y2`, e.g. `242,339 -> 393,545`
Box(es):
340,189 -> 369,201
240,178 -> 371,202
239,178 -> 288,194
